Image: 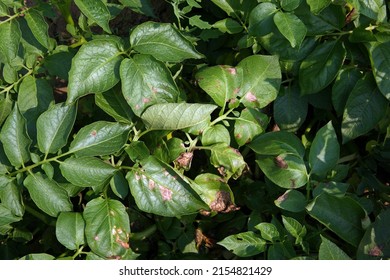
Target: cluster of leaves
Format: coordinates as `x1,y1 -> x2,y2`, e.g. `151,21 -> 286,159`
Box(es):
0,0 -> 389,260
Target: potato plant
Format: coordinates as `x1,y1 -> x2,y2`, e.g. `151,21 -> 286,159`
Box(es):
0,0 -> 389,260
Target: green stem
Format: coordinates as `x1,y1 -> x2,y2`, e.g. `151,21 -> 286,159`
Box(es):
210,107 -> 235,126
72,245 -> 85,260
0,8 -> 30,26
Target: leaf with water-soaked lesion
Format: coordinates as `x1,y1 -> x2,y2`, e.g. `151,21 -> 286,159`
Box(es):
120,55 -> 181,116
126,156 -> 207,217
234,108 -> 268,146
83,197 -> 131,259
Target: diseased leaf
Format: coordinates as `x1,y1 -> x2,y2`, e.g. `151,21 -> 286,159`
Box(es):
67,39 -> 124,103
24,173 -> 73,217
69,121 -> 131,157
319,235 -> 352,260
210,143 -> 247,180
237,55 -> 281,108
56,212 -> 85,250
256,153 -> 308,189
141,103 -> 217,130
0,105 -> 31,168
234,108 -> 267,146
217,231 -> 266,257
299,40 -> 346,94
126,156 -> 206,217
37,103 -> 77,156
195,65 -> 242,107
306,193 -> 366,246
83,197 -> 131,258
273,11 -> 307,48
309,121 -> 340,178
341,74 -> 388,143
120,55 -> 181,116
369,41 -> 390,100
130,21 -> 203,62
74,0 -> 111,33
60,157 -> 117,190
275,189 -> 307,212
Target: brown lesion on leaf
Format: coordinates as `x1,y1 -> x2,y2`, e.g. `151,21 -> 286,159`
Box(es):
210,191 -> 240,213
276,192 -> 289,203
195,228 -> 215,249
290,179 -> 297,188
90,130 -> 97,137
159,185 -> 173,201
274,155 -> 288,169
368,245 -> 383,257
245,91 -> 257,102
225,67 -> 237,75
175,151 -> 193,170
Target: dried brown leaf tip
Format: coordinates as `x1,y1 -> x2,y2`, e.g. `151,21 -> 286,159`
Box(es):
195,228 -> 215,249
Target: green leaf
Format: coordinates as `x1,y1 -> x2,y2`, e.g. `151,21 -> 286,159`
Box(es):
0,204 -> 22,227
210,0 -> 241,17
24,173 -> 73,217
74,0 -> 111,33
357,209 -> 390,259
95,88 -> 134,123
306,193 -> 366,246
280,0 -> 302,11
0,105 -> 31,168
37,103 -> 77,156
125,141 -> 150,162
282,216 -> 307,241
67,39 -> 124,103
192,173 -> 236,213
212,18 -> 243,34
83,197 -> 131,258
0,19 -> 21,64
56,212 -> 85,250
332,67 -> 363,116
309,121 -> 340,178
141,103 -> 217,130
353,0 -> 387,22
248,2 -> 278,36
217,231 -> 266,257
119,0 -> 155,17
275,189 -> 307,212
19,253 -> 55,260
312,181 -> 349,198
274,85 -> 308,133
25,9 -> 52,50
341,74 -> 388,143
234,108 -> 267,146
237,55 -> 281,108
202,124 -> 231,146
69,121 -> 131,157
249,131 -> 305,157
255,223 -> 280,242
110,171 -> 129,200
126,156 -> 206,217
60,157 -> 117,190
273,11 -> 307,48
0,94 -> 13,126
120,55 -> 181,116
210,143 -> 247,180
130,21 -> 203,62
306,0 -> 332,14
319,235 -> 351,260
195,65 -> 242,107
369,41 -> 390,100
0,179 -> 24,217
299,40 -> 346,94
